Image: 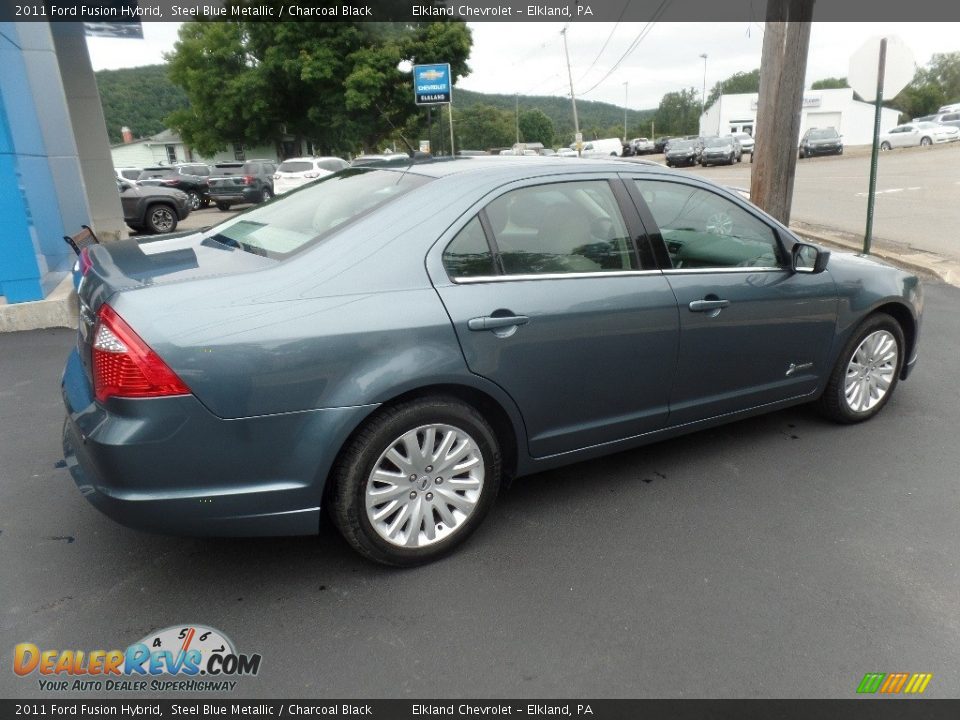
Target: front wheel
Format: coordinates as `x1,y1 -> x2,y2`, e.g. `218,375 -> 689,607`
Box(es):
330,397 -> 501,566
187,191 -> 201,211
920,136 -> 932,147
215,201 -> 231,212
817,313 -> 905,424
144,204 -> 177,234
260,187 -> 272,203
880,141 -> 891,151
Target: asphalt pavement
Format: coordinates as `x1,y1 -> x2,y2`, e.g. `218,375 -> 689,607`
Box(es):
1,281 -> 958,699
679,143 -> 960,263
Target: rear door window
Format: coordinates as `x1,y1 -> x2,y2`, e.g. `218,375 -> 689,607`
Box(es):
484,180 -> 638,276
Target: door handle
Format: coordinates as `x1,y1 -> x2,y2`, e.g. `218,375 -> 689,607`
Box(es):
688,299 -> 730,312
468,315 -> 530,331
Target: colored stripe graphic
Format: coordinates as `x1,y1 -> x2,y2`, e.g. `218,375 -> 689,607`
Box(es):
857,672 -> 932,694
904,673 -> 933,694
857,673 -> 886,693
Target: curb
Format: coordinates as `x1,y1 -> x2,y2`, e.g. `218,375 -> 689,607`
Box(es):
0,275 -> 78,333
790,225 -> 960,287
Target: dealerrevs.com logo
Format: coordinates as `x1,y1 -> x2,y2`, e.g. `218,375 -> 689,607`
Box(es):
13,624 -> 262,692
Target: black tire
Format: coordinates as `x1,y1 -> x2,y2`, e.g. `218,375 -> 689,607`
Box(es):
260,187 -> 272,203
816,313 -> 905,424
330,396 -> 502,566
215,202 -> 231,212
200,197 -> 211,209
920,136 -> 932,147
187,191 -> 201,211
880,141 -> 891,151
143,204 -> 177,234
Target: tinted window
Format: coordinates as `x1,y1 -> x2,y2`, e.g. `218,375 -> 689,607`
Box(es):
317,158 -> 348,172
212,164 -> 244,176
243,162 -> 263,174
442,216 -> 495,278
485,181 -> 637,275
206,169 -> 430,259
278,161 -> 313,173
138,168 -> 175,179
635,180 -> 784,270
119,169 -> 140,180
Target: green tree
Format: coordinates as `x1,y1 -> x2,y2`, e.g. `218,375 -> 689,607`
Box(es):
165,14 -> 471,156
811,77 -> 850,90
890,68 -> 946,119
706,69 -> 761,109
925,52 -> 960,103
95,65 -> 189,143
452,104 -> 514,150
518,108 -> 555,146
654,88 -> 701,136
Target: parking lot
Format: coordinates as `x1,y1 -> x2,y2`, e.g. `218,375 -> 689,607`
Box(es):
2,278 -> 958,699
679,143 -> 960,261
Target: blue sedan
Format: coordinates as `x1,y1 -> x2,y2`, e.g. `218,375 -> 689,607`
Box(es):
62,157 -> 922,565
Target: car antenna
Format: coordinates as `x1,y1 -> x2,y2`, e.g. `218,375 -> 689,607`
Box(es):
374,102 -> 418,159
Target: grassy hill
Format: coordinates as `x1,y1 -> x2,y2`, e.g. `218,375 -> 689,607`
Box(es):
95,64 -> 655,146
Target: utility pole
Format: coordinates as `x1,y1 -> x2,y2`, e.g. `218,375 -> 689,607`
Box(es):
561,25 -> 581,151
750,0 -> 815,225
515,93 -> 520,145
623,81 -> 629,142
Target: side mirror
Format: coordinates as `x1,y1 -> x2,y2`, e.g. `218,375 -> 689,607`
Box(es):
792,242 -> 830,274
118,181 -> 132,191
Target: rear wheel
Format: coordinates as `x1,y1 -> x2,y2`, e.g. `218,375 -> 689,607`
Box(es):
331,397 -> 501,566
817,313 -> 904,424
144,204 -> 177,234
187,191 -> 201,211
920,136 -> 932,147
215,202 -> 231,212
260,187 -> 272,203
880,141 -> 891,151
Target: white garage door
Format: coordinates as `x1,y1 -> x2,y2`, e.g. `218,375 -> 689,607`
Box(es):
802,111 -> 842,135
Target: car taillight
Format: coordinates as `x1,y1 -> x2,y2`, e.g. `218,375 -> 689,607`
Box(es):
92,304 -> 190,403
242,175 -> 255,185
78,247 -> 94,277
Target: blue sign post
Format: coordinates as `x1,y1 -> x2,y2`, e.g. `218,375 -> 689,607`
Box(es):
413,64 -> 451,105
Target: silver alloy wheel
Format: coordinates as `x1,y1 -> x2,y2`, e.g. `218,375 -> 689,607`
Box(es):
149,207 -> 175,233
188,192 -> 200,210
843,329 -> 898,413
365,423 -> 484,548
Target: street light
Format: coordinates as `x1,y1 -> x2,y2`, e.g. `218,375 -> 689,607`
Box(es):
623,81 -> 629,143
699,53 -> 708,123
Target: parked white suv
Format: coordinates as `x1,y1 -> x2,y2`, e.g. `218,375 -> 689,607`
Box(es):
273,156 -> 349,195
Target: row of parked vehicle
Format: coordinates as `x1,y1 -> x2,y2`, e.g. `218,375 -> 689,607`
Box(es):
114,156 -> 351,234
663,133 -> 756,167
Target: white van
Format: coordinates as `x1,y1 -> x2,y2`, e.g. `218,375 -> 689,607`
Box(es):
580,138 -> 625,158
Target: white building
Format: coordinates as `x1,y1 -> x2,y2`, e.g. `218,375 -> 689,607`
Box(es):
110,129 -> 300,169
699,88 -> 901,146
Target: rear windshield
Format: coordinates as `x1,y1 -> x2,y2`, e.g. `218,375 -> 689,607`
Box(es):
205,168 -> 431,259
138,168 -> 175,179
806,129 -> 839,139
317,158 -> 348,171
211,164 -> 244,176
278,161 -> 313,173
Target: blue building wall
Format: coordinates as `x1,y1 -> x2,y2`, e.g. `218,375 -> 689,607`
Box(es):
0,23 -> 80,303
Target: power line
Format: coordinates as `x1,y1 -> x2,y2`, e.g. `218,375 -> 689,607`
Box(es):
575,0 -> 632,85
579,0 -> 672,98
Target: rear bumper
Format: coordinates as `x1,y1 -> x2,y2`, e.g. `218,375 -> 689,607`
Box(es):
61,349 -> 376,537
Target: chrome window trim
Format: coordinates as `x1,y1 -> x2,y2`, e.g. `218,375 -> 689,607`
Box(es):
662,267 -> 785,275
451,269 -> 663,284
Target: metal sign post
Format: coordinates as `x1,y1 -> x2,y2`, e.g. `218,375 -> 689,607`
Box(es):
848,35 -> 914,255
864,39 -> 887,255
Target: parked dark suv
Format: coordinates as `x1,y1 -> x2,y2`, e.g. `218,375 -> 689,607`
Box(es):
117,179 -> 190,234
137,164 -> 211,210
207,160 -> 277,210
798,127 -> 843,158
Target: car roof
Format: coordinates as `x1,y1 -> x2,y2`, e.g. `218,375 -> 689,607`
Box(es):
362,155 -> 671,181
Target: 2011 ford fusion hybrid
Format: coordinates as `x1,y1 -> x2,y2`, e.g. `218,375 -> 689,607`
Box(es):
62,158 -> 922,565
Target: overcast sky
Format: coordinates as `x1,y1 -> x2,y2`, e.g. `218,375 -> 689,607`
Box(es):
87,22 -> 960,109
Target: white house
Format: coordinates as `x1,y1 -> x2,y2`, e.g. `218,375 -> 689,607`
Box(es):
699,88 -> 900,146
110,129 -> 301,169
